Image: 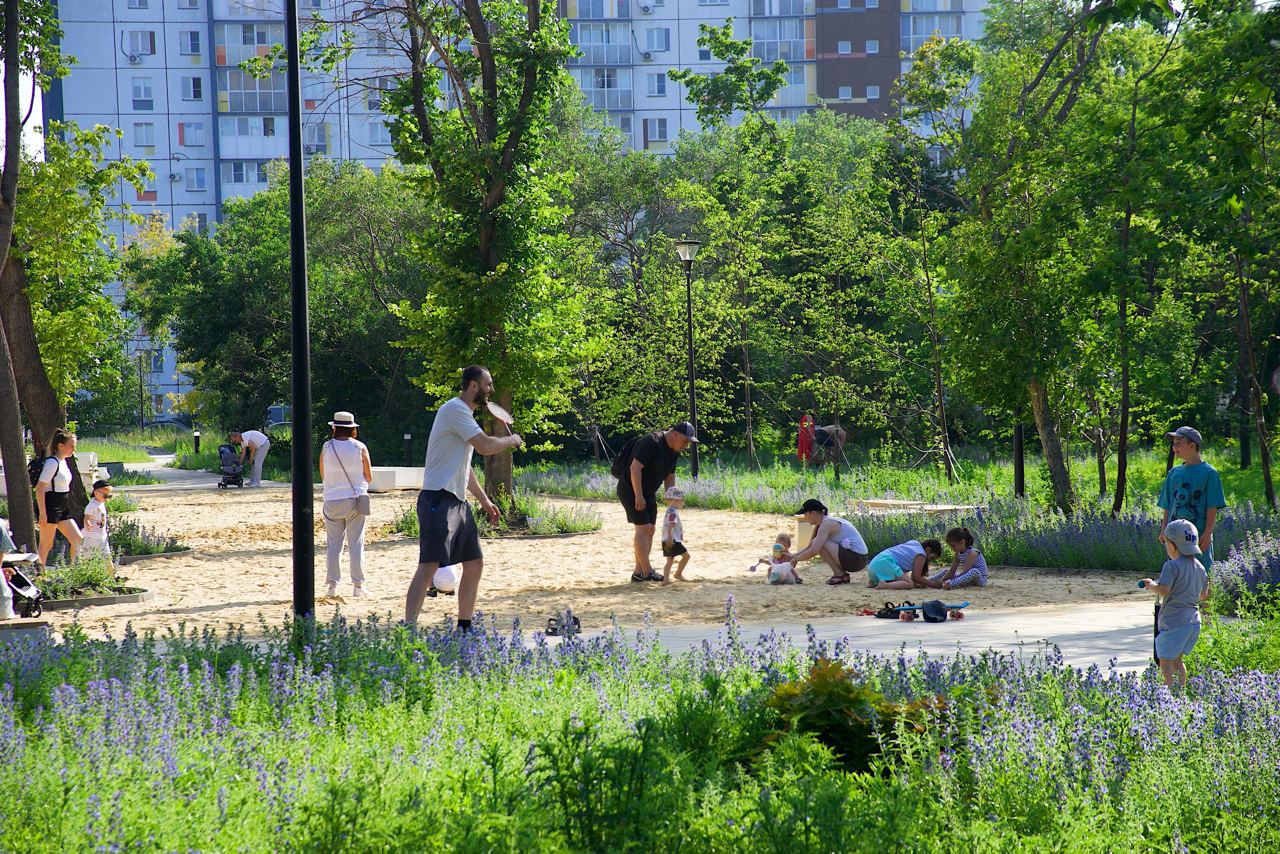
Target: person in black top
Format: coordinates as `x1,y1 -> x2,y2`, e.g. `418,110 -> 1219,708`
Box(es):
617,422 -> 698,582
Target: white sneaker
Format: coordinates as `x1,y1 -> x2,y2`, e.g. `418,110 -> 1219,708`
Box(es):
352,585 -> 371,598
325,583 -> 338,598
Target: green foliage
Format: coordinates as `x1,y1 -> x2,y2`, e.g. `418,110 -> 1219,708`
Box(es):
37,553 -> 119,599
107,516 -> 183,557
74,437 -> 154,464
105,493 -> 138,514
387,486 -> 603,538
106,469 -> 162,486
766,658 -> 938,772
123,161 -> 434,457
668,21 -> 789,127
1189,605 -> 1280,675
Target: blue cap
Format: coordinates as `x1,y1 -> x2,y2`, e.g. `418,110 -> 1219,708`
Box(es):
1166,426 -> 1203,447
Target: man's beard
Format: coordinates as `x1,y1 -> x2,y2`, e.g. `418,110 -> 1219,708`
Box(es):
475,389 -> 489,407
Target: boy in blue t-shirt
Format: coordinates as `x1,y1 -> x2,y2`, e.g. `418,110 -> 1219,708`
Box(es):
1157,426 -> 1226,571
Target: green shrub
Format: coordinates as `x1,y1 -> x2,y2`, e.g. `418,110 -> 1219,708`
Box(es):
1188,602 -> 1280,674
38,554 -> 121,599
108,516 -> 184,556
387,489 -> 603,538
105,493 -> 139,514
107,469 -> 163,486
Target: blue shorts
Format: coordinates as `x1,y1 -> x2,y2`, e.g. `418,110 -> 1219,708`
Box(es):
1155,622 -> 1201,660
868,551 -> 904,583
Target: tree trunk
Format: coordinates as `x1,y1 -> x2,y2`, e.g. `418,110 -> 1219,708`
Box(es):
1240,411 -> 1252,469
482,387 -> 516,517
1111,287 -> 1130,515
1236,255 -> 1275,508
0,324 -> 34,547
1027,378 -> 1075,513
0,254 -> 87,519
741,334 -> 757,469
1094,428 -> 1107,498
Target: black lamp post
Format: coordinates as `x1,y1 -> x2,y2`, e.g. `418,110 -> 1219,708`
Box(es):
674,238 -> 701,479
285,0 -> 314,619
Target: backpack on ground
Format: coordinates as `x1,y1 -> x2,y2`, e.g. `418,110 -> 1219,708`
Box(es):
610,435 -> 642,480
27,456 -> 48,489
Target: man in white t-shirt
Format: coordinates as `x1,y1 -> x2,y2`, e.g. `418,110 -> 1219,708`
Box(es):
231,429 -> 271,487
404,365 -> 523,632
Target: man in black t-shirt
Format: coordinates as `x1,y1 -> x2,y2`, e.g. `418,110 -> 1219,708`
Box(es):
616,421 -> 698,582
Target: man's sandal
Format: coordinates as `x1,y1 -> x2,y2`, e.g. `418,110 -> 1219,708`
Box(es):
826,574 -> 851,585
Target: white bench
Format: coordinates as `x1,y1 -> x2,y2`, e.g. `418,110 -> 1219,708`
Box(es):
368,466 -> 425,493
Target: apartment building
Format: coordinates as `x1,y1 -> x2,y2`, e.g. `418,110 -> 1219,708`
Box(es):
46,0 -> 400,418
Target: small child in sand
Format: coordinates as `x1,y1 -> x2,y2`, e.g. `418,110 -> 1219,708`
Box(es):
80,480 -> 114,565
927,527 -> 988,590
660,486 -> 689,585
750,533 -> 802,584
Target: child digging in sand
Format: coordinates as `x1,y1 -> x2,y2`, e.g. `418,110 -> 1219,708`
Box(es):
927,527 -> 988,590
750,533 -> 802,584
660,486 -> 689,585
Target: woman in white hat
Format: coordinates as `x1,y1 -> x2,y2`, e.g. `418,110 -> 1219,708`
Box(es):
318,411 -> 373,597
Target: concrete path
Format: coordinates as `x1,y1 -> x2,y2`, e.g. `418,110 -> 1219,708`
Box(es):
122,454 -> 287,492
615,599 -> 1158,672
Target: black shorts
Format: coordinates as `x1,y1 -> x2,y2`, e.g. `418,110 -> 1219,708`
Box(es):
616,481 -> 658,526
662,540 -> 688,558
417,489 -> 482,566
43,490 -> 71,523
838,547 -> 868,575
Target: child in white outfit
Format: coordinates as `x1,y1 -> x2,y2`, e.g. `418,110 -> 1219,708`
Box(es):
81,480 -> 114,566
750,532 -> 802,584
660,486 -> 689,585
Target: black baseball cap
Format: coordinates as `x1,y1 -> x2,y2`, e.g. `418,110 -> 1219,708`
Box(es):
794,498 -> 828,516
670,421 -> 699,443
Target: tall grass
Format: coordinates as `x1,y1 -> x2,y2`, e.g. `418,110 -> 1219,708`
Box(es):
72,438 -> 154,464
387,489 -> 604,538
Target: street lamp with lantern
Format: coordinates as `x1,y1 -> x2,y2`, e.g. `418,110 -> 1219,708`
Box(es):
674,238 -> 701,479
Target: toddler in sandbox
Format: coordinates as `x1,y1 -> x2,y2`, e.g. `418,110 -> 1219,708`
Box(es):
80,480 -> 114,565
749,532 -> 802,585
660,486 -> 690,585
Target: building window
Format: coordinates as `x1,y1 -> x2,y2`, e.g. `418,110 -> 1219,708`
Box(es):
647,73 -> 666,96
229,0 -> 271,15
137,176 -> 157,202
866,0 -> 879,6
373,36 -> 391,55
178,122 -> 205,146
133,122 -> 155,147
837,41 -> 851,55
866,40 -> 879,54
151,351 -> 165,373
263,116 -> 276,136
645,28 -> 670,52
576,67 -> 631,110
182,76 -> 203,101
178,0 -> 199,9
902,13 -> 964,54
218,69 -> 288,112
698,48 -> 712,61
866,85 -> 880,100
132,77 -> 154,110
569,23 -> 631,65
128,0 -> 149,9
752,0 -> 805,13
152,394 -> 166,415
219,116 -> 278,138
838,0 -> 851,7
366,77 -> 395,110
128,31 -> 156,56
194,212 -> 209,234
837,85 -> 852,99
303,123 -> 328,154
180,31 -> 201,55
643,117 -> 667,142
185,168 -> 207,192
222,161 -> 269,185
369,121 -> 391,146
751,18 -> 807,62
698,0 -> 729,5
613,114 -> 632,135
785,64 -> 804,86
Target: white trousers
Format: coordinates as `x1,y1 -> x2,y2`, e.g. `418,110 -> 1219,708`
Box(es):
249,441 -> 270,486
323,497 -> 367,586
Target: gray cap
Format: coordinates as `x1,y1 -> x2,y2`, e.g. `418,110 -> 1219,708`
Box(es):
1166,426 -> 1203,447
1164,519 -> 1202,555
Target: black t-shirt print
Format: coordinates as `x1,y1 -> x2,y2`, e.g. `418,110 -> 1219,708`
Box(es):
628,431 -> 678,497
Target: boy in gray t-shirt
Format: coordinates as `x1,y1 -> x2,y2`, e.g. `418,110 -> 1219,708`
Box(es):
1142,518 -> 1209,691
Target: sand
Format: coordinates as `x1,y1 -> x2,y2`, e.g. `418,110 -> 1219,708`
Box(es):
35,484 -> 1152,639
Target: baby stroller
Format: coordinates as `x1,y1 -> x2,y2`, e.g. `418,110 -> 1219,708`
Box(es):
3,553 -> 44,619
217,442 -> 244,489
